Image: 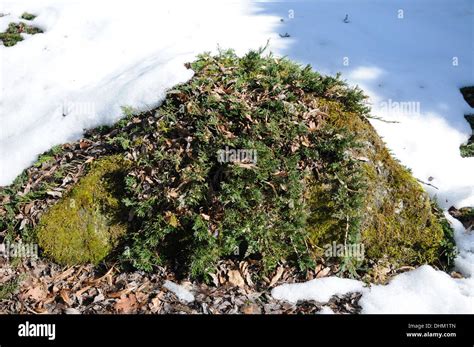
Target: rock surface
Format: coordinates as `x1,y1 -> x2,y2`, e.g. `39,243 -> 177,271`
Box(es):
449,206 -> 474,231
460,86 -> 474,108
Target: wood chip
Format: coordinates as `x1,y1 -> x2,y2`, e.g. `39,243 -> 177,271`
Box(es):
227,270 -> 245,288
269,266 -> 285,287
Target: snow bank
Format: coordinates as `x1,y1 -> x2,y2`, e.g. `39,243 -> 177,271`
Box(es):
163,280 -> 194,303
0,0 -> 282,185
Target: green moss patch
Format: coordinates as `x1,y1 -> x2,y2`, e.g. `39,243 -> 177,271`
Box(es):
303,98 -> 455,274
36,155 -> 129,265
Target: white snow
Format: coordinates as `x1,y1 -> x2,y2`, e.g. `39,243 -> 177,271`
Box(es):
271,277 -> 365,304
1,0 -> 473,313
272,265 -> 474,314
449,213 -> 474,278
360,265 -> 474,314
0,0 -> 281,185
317,306 -> 335,315
163,280 -> 194,303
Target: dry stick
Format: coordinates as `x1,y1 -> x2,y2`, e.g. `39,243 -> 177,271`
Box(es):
92,264 -> 116,283
344,215 -> 349,250
416,178 -> 439,190
368,115 -> 400,124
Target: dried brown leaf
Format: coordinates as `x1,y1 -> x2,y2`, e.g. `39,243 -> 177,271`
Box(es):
115,293 -> 138,314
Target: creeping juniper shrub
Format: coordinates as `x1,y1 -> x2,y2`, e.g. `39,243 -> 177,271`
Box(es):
0,21 -> 42,47
116,50 -> 454,279
118,50 -> 373,279
20,12 -> 36,21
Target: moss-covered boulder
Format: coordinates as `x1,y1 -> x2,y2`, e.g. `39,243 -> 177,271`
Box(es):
36,155 -> 129,265
306,99 -> 453,271
0,50 -> 456,279
105,50 -> 453,277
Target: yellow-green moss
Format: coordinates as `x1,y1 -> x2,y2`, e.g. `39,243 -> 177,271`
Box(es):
306,98 -> 447,268
361,157 -> 444,266
37,155 -> 130,265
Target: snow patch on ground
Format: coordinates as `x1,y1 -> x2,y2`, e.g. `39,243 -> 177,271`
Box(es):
316,306 -> 335,315
359,265 -> 474,314
163,280 -> 195,303
273,266 -> 474,314
360,266 -> 474,314
271,277 -> 364,304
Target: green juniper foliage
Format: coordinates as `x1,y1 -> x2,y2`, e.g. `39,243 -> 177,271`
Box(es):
20,12 -> 36,21
460,142 -> 474,157
117,50 -> 372,278
114,50 -> 452,279
0,277 -> 21,300
0,21 -> 43,47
